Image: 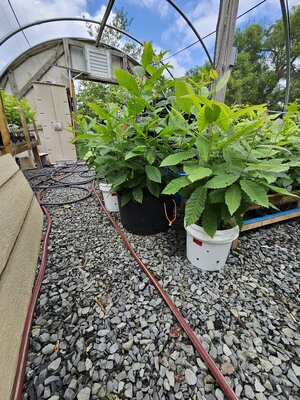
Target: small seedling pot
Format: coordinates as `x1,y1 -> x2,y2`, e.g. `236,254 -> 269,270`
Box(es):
99,182 -> 119,212
185,223 -> 239,271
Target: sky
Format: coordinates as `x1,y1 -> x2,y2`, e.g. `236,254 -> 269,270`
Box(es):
0,0 -> 299,77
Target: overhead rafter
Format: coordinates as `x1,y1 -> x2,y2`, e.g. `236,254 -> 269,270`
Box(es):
0,18 -> 174,79
0,17 -> 139,48
165,0 -> 213,65
95,0 -> 116,47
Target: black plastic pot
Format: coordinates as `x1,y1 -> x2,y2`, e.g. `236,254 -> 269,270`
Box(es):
118,191 -> 175,235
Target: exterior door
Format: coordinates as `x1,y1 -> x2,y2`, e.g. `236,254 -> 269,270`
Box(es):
33,82 -> 77,163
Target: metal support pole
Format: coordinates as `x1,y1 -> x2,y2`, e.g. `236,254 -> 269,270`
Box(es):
213,0 -> 239,102
95,0 -> 116,47
280,0 -> 291,106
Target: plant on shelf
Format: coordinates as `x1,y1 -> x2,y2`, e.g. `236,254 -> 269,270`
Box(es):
1,90 -> 35,127
258,103 -> 300,190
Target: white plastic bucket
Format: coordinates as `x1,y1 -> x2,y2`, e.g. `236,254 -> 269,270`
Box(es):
99,182 -> 119,212
185,224 -> 239,271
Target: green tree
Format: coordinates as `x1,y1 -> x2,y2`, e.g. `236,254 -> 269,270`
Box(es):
76,81 -> 129,119
226,6 -> 300,108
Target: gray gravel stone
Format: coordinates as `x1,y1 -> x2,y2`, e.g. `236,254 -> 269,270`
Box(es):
77,387 -> 91,400
47,358 -> 61,372
287,368 -> 300,386
111,316 -> 121,324
42,344 -> 55,355
123,339 -> 133,351
273,366 -> 282,376
124,383 -> 133,398
68,378 -> 77,391
64,388 -> 75,400
254,378 -> 265,392
292,363 -> 300,376
109,343 -> 119,354
77,361 -> 85,372
185,369 -> 197,385
244,384 -> 255,399
39,333 -> 50,343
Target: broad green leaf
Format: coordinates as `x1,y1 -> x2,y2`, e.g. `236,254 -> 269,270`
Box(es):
72,134 -> 96,141
114,69 -> 140,96
120,191 -> 132,207
215,70 -> 231,93
134,65 -> 145,78
129,117 -> 144,135
111,172 -> 128,187
232,104 -> 267,120
225,183 -> 242,215
175,79 -> 195,114
201,206 -> 218,237
162,176 -> 191,195
267,185 -> 300,197
94,125 -> 109,135
196,135 -> 211,162
146,65 -> 156,75
128,98 -> 148,115
147,179 -> 160,197
205,173 -> 239,189
246,163 -> 290,173
132,188 -> 143,203
240,179 -> 269,208
256,144 -> 292,155
142,42 -> 153,70
215,103 -> 231,131
125,146 -> 146,160
210,69 -> 218,80
144,65 -> 168,88
145,165 -> 161,183
208,189 -> 225,203
222,203 -> 232,222
219,120 -> 262,148
199,86 -> 210,97
146,149 -> 156,164
185,186 -> 207,226
183,94 -> 212,108
183,164 -> 212,183
204,104 -> 221,123
87,102 -> 109,120
160,150 -> 196,167
125,151 -> 140,160
196,108 -> 209,132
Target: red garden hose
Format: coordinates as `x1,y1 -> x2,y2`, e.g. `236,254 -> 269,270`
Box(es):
92,184 -> 238,400
11,177 -> 237,400
11,194 -> 52,400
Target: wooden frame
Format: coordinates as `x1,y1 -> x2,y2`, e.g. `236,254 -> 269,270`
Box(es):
0,91 -> 42,168
231,190 -> 300,250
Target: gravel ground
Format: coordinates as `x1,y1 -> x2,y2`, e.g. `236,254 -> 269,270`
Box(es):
23,173 -> 300,400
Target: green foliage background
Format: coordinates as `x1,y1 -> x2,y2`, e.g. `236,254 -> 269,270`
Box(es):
225,5 -> 300,108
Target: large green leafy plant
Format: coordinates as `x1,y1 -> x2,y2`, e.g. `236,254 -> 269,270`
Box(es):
1,90 -> 35,126
73,42 -> 176,206
161,72 -> 300,237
